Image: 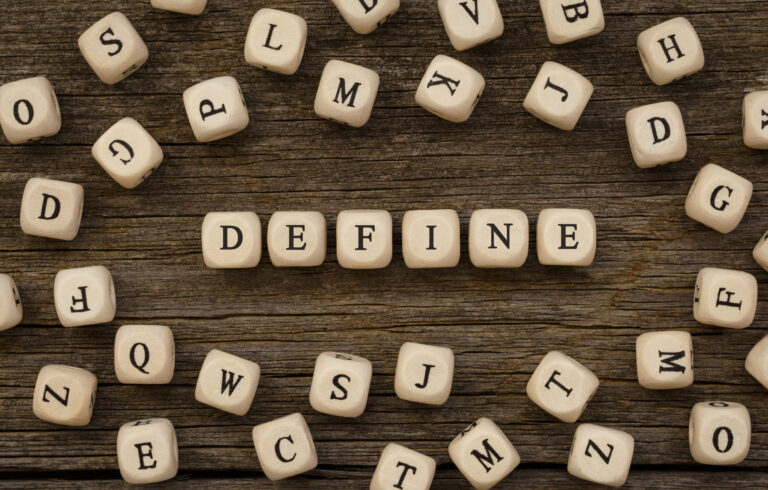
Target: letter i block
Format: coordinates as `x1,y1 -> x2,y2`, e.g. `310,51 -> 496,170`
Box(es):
0,274 -> 23,331
332,0 -> 400,35
625,101 -> 687,169
252,413 -> 318,481
394,342 -> 454,406
526,351 -> 599,423
415,55 -> 485,123
746,335 -> 768,390
33,364 -> 97,426
685,164 -> 752,233
195,349 -> 260,416
536,208 -> 596,266
0,76 -> 61,144
468,209 -> 529,268
314,60 -> 380,128
402,209 -> 461,269
244,9 -> 307,75
448,418 -> 520,490
437,0 -> 504,51
201,212 -> 262,269
371,443 -> 436,490
637,17 -> 704,86
336,210 -> 393,269
743,91 -> 768,149
117,418 -> 178,484
114,325 -> 175,384
267,211 -> 327,267
523,61 -> 593,130
183,76 -> 249,142
54,266 -> 116,327
689,402 -> 750,465
20,178 -> 84,241
636,331 -> 693,389
78,12 -> 149,85
309,352 -> 372,418
693,267 -> 757,329
92,117 -> 164,189
539,0 -> 604,45
567,424 -> 634,487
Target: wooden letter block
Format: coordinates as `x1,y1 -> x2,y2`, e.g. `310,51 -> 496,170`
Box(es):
394,342 -> 454,406
20,177 -> 84,241
693,267 -> 757,329
743,91 -> 768,149
448,417 -> 520,490
114,325 -> 175,384
746,335 -> 768,390
0,76 -> 61,144
78,12 -> 149,85
332,0 -> 400,34
626,101 -> 686,168
336,209 -> 392,269
245,9 -> 307,75
309,351 -> 372,418
526,350 -> 599,423
0,274 -> 23,331
689,401 -> 750,465
252,413 -> 318,480
33,364 -> 97,426
267,211 -> 326,267
685,163 -> 752,233
567,423 -> 634,487
636,330 -> 693,389
402,209 -> 461,268
183,76 -> 249,142
370,443 -> 436,490
536,208 -> 596,266
195,349 -> 260,416
92,117 -> 163,189
54,266 -> 116,327
469,209 -> 528,268
117,418 -> 178,484
523,61 -> 592,130
438,0 -> 504,51
637,17 -> 704,86
539,0 -> 604,45
753,229 -> 768,271
201,212 -> 262,269
151,0 -> 207,15
415,55 -> 485,123
314,60 -> 379,127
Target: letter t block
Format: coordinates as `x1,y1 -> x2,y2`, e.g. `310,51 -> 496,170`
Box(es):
526,351 -> 599,422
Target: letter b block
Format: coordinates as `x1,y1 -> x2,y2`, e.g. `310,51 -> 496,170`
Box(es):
402,209 -> 461,269
394,342 -> 454,406
685,163 -> 752,233
693,267 -> 757,329
523,61 -> 593,131
78,12 -> 149,85
309,351 -> 372,418
20,178 -> 84,241
0,274 -> 23,332
252,413 -> 318,480
92,117 -> 164,189
626,101 -> 687,169
636,331 -> 693,389
314,60 -> 380,128
201,212 -> 262,269
371,443 -> 436,490
689,402 -> 750,465
526,351 -> 599,423
114,325 -> 175,384
539,0 -> 604,45
448,417 -> 520,490
536,208 -> 596,266
0,76 -> 61,144
33,364 -> 97,426
54,266 -> 116,327
567,424 -> 634,487
117,418 -> 178,484
195,349 -> 260,416
637,17 -> 704,86
415,55 -> 485,123
183,76 -> 249,142
267,211 -> 327,267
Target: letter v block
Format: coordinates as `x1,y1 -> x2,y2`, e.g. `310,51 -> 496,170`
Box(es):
183,76 -> 249,142
693,267 -> 757,329
438,0 -> 504,51
626,101 -> 687,169
309,351 -> 372,418
526,351 -> 599,423
314,60 -> 380,127
415,55 -> 485,123
202,212 -> 262,269
20,178 -> 84,241
523,61 -> 593,130
448,418 -> 520,490
33,364 -> 97,426
117,418 -> 178,484
195,349 -> 260,415
567,424 -> 634,487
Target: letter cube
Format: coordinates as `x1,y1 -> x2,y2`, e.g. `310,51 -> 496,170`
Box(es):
151,0 -> 207,15
685,164 -> 752,233
415,55 -> 485,123
195,349 -> 260,416
539,0 -> 604,45
201,212 -> 262,269
626,101 -> 687,168
371,443 -> 436,490
693,267 -> 757,329
746,335 -> 768,390
267,211 -> 326,267
245,9 -> 307,75
469,209 -> 528,268
336,209 -> 392,269
637,17 -> 704,86
0,76 -> 61,144
114,325 -> 175,384
117,418 -> 178,484
33,364 -> 97,426
567,423 -> 634,487
754,229 -> 768,271
743,91 -> 768,149
78,12 -> 149,85
536,208 -> 596,266
636,330 -> 693,389
448,418 -> 520,490
0,274 -> 23,331
395,342 -> 454,406
526,351 -> 599,423
92,117 -> 163,189
53,265 -> 116,327
689,401 -> 750,465
523,61 -> 593,130
183,76 -> 249,142
332,0 -> 400,34
314,60 -> 379,127
438,0 -> 504,51
309,351 -> 372,418
252,413 -> 318,480
20,178 -> 84,241
402,209 -> 460,268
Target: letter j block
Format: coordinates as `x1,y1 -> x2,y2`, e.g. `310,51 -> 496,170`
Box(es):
314,60 -> 379,128
54,266 -> 116,327
685,163 -> 752,233
536,208 -> 596,266
523,61 -> 593,130
625,101 -> 687,169
693,267 -> 757,329
117,418 -> 178,484
637,17 -> 704,86
20,178 -> 84,241
448,417 -> 520,490
567,423 -> 634,487
394,342 -> 454,406
526,351 -> 599,423
183,76 -> 249,142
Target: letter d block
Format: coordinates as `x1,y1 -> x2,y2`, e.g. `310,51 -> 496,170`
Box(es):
415,55 -> 485,123
685,163 -> 752,233
54,266 -> 116,327
626,101 -> 687,169
567,424 -> 634,487
536,208 -> 596,266
689,402 -> 750,465
20,178 -> 84,241
33,364 -> 97,426
252,413 -> 318,481
195,349 -> 260,416
693,267 -> 757,329
371,443 -> 436,490
0,274 -> 23,331
448,418 -> 520,490
523,61 -> 592,130
309,351 -> 372,418
314,60 -> 379,128
183,76 -> 249,142
0,76 -> 61,144
637,17 -> 704,86
78,12 -> 149,85
202,212 -> 262,269
117,418 -> 178,484
526,351 -> 599,423
114,325 -> 175,384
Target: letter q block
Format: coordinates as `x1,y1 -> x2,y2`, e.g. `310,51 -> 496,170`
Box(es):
536,208 -> 596,266
54,266 -> 116,327
626,101 -> 687,169
201,212 -> 262,269
114,325 -> 175,384
33,364 -> 97,426
0,274 -> 23,332
183,76 -> 249,142
693,267 -> 757,329
78,12 -> 149,85
689,401 -> 750,465
0,76 -> 61,144
20,178 -> 84,241
309,351 -> 372,418
448,418 -> 520,490
526,351 -> 599,423
685,164 -> 752,233
117,418 -> 178,484
371,443 -> 436,490
567,423 -> 634,487
252,413 -> 318,480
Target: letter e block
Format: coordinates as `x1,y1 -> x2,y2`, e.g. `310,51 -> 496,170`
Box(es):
245,9 -> 307,75
314,60 -> 379,128
438,0 -> 504,51
415,55 -> 485,123
201,212 -> 262,269
33,364 -> 97,426
685,164 -> 752,233
626,101 -> 687,169
183,76 -> 249,142
394,342 -> 454,406
689,401 -> 750,465
114,325 -> 175,384
117,418 -> 178,484
523,61 -> 593,131
54,266 -> 116,327
336,209 -> 392,269
743,91 -> 768,149
20,178 -> 84,241
536,208 -> 596,266
78,12 -> 149,85
402,209 -> 461,269
526,351 -> 599,423
92,117 -> 163,189
636,330 -> 693,389
371,443 -> 436,490
267,211 -> 327,267
637,17 -> 704,86
693,267 -> 757,329
539,0 -> 604,45
469,209 -> 528,268
0,274 -> 23,331
252,413 -> 318,480
195,349 -> 260,416
567,423 -> 634,487
448,417 -> 520,490
0,76 -> 61,144
332,0 -> 400,35
309,351 -> 372,418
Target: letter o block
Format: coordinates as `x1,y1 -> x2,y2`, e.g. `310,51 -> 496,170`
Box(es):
415,55 -> 485,123
314,60 -> 380,128
448,417 -> 520,490
267,211 -> 327,267
567,424 -> 634,487
114,325 -> 175,384
201,212 -> 262,269
53,266 -> 116,327
526,351 -> 599,423
332,0 -> 400,34
183,76 -> 249,142
309,351 -> 372,418
117,418 -> 178,484
371,443 -> 436,490
626,101 -> 687,168
402,209 -> 461,269
536,208 -> 596,266
0,76 -> 61,144
693,267 -> 757,329
0,274 -> 23,332
252,413 -> 318,481
523,61 -> 593,130
92,117 -> 164,189
689,401 -> 750,465
539,0 -> 604,45
151,0 -> 207,15
33,364 -> 97,426
636,331 -> 693,389
78,12 -> 149,85
20,178 -> 84,241
685,163 -> 752,233
637,17 -> 704,86
195,349 -> 260,416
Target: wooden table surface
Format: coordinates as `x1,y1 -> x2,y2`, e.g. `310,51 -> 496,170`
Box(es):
2,0 -> 768,487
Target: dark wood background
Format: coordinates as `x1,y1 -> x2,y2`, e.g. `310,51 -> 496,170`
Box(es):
2,0 -> 768,487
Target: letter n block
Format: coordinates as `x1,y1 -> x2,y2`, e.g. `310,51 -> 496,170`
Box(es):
252,413 -> 318,480
526,351 -> 599,423
371,443 -> 436,490
194,349 -> 260,416
693,267 -> 757,329
567,423 -> 634,486
117,418 -> 178,484
448,417 -> 520,489
33,364 -> 97,426
685,163 -> 752,233
20,178 -> 84,241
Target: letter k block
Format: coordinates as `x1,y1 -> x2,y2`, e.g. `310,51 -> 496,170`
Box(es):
415,55 -> 485,123
526,351 -> 599,422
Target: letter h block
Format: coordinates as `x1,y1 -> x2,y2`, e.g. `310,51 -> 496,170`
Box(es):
78,12 -> 149,85
567,423 -> 634,487
195,349 -> 260,416
685,163 -> 752,233
309,351 -> 372,418
202,212 -> 262,269
183,76 -> 250,142
637,17 -> 704,86
689,402 -> 750,465
625,101 -> 687,169
526,351 -> 599,423
114,325 -> 175,384
20,178 -> 84,241
252,413 -> 318,480
371,443 -> 436,490
54,266 -> 116,327
693,267 -> 757,329
314,60 -> 380,127
33,364 -> 97,426
448,418 -> 520,490
536,208 -> 596,266
117,418 -> 178,484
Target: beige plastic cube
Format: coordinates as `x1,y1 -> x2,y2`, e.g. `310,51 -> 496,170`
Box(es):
693,267 -> 757,329
539,0 -> 604,44
402,209 -> 461,269
626,101 -> 687,168
415,55 -> 485,123
637,17 -> 704,86
117,418 -> 178,484
32,364 -> 97,426
0,274 -> 23,331
195,349 -> 260,416
92,117 -> 163,189
0,76 -> 61,144
314,60 -> 379,128
743,91 -> 768,149
469,209 -> 528,268
438,0 -> 504,51
685,163 -> 752,233
636,330 -> 693,389
183,76 -> 249,142
746,335 -> 768,390
309,351 -> 372,418
267,211 -> 327,267
114,325 -> 175,384
332,0 -> 400,34
753,230 -> 768,271
336,209 -> 392,269
523,61 -> 593,130
78,12 -> 149,85
151,0 -> 207,15
689,401 -> 750,465
526,351 -> 599,423
201,212 -> 262,269
20,178 -> 84,241
448,418 -> 520,490
252,413 -> 318,480
567,423 -> 634,487
370,443 -> 436,490
536,208 -> 596,266
394,342 -> 454,406
54,266 -> 116,327
245,9 -> 307,75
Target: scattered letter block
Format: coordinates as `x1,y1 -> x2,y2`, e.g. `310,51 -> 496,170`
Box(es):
336,209 -> 392,269
371,443 -> 436,490
567,423 -> 634,487
536,208 -> 596,266
183,76 -> 249,142
415,55 -> 485,123
526,351 -> 599,423
267,211 -> 327,267
117,418 -> 178,484
309,351 -> 372,418
394,342 -> 454,406
245,9 -> 307,75
754,229 -> 768,271
746,335 -> 768,390
469,209 -> 528,268
0,274 -> 23,331
689,401 -> 750,465
438,0 -> 504,51
92,117 -> 163,189
54,266 -> 116,327
637,17 -> 704,86
685,163 -> 752,233
448,417 -> 520,490
33,364 -> 97,426
539,0 -> 604,45
201,212 -> 262,269
523,61 -> 593,130
195,349 -> 260,416
20,177 -> 84,241
743,91 -> 768,149
332,0 -> 399,34
626,101 -> 686,168
0,76 -> 61,144
114,325 -> 175,384
314,60 -> 379,127
402,209 -> 461,268
693,267 -> 757,329
636,330 -> 693,389
151,0 -> 207,15
252,413 -> 318,480
78,12 -> 149,85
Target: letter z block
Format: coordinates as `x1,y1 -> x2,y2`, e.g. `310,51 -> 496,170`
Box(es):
567,423 -> 634,487
20,178 -> 84,241
332,0 -> 400,34
693,267 -> 757,329
117,418 -> 178,484
195,349 -> 260,416
33,364 -> 97,426
685,163 -> 752,233
448,417 -> 520,490
526,351 -> 599,423
252,413 -> 318,480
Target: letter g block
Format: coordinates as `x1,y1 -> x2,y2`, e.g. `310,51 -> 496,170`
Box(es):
20,178 -> 84,241
685,163 -> 752,233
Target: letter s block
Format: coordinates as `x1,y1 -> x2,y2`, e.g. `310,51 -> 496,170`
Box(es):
183,76 -> 249,142
309,351 -> 372,418
117,418 -> 178,484
201,212 -> 262,269
371,443 -> 436,490
20,178 -> 84,241
114,325 -> 175,384
78,12 -> 149,85
526,351 -> 599,423
637,17 -> 704,86
314,60 -> 380,128
625,101 -> 687,169
53,265 -> 116,327
195,349 -> 260,416
567,423 -> 634,487
539,0 -> 604,45
0,76 -> 61,144
415,55 -> 485,123
92,117 -> 164,189
33,364 -> 97,426
523,61 -> 593,130
693,267 -> 757,329
536,208 -> 596,266
685,164 -> 752,233
448,417 -> 520,490
0,274 -> 23,332
252,413 -> 318,481
689,402 -> 750,465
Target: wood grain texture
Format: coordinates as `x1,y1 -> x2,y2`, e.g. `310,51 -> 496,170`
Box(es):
2,0 -> 768,486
